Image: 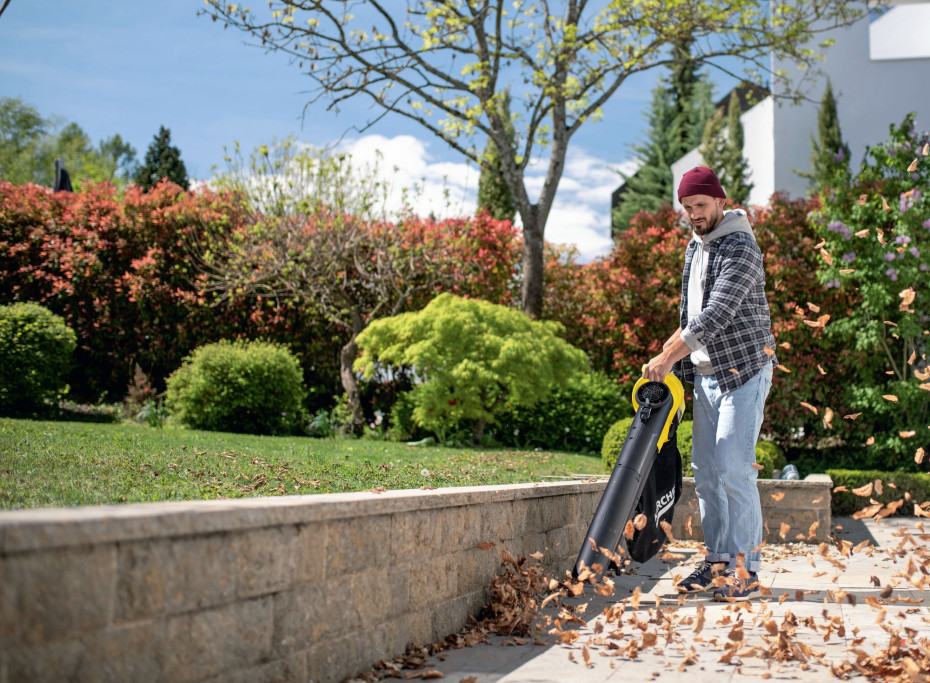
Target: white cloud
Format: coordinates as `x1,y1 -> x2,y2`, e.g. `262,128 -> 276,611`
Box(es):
332,134 -> 640,262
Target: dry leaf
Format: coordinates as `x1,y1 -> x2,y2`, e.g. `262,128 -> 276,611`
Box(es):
916,447 -> 926,465
882,394 -> 899,403
838,268 -> 855,274
899,287 -> 916,311
907,157 -> 919,173
771,492 -> 785,502
819,248 -> 833,266
779,341 -> 791,350
858,194 -> 868,206
852,482 -> 873,497
477,542 -> 496,550
823,407 -> 834,429
854,228 -> 870,237
800,401 -> 819,414
923,142 -> 930,156
844,413 -> 862,420
751,462 -> 764,471
806,302 -> 821,313
900,430 -> 916,438
779,523 -> 791,540
881,196 -> 890,212
817,364 -> 827,375
763,345 -> 775,356
686,515 -> 693,537
633,513 -> 648,531
776,364 -> 791,373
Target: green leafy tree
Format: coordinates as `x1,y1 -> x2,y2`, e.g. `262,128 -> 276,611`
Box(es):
477,90 -> 517,223
700,91 -> 753,204
0,97 -> 47,184
354,293 -> 589,442
135,126 -> 189,190
799,80 -> 851,193
203,1 -> 863,319
0,97 -> 137,188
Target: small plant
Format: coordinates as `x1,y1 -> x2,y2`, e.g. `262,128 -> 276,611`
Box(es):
307,408 -> 336,438
0,302 -> 77,417
136,397 -> 166,428
165,339 -> 306,435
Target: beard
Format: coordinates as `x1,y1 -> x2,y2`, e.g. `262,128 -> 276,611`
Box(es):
691,206 -> 723,236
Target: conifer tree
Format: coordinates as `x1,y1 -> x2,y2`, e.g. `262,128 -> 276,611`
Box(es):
612,39 -> 714,235
800,80 -> 850,192
477,91 -> 517,222
700,90 -> 753,205
135,126 -> 189,190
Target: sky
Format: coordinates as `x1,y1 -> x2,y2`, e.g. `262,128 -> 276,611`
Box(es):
1,1 -> 684,260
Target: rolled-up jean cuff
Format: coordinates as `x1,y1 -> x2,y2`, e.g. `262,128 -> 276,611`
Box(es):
705,552 -> 730,564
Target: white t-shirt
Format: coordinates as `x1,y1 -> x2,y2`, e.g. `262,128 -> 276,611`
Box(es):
687,236 -> 713,374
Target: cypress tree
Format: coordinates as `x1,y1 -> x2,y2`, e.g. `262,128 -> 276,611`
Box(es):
700,90 -> 753,205
135,126 -> 189,190
477,91 -> 517,223
612,39 -> 715,235
800,80 -> 850,192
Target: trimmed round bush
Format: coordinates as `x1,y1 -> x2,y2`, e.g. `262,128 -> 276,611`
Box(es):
601,416 -> 636,471
166,340 -> 306,435
0,303 -> 77,416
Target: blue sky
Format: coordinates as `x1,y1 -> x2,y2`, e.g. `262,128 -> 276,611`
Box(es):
1,1 -> 688,259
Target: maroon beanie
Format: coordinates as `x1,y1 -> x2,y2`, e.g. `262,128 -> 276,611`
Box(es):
678,166 -> 726,201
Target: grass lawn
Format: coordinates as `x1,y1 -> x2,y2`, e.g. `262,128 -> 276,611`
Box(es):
0,417 -> 603,509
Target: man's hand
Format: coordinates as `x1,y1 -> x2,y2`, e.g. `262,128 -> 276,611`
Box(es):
642,353 -> 675,382
643,328 -> 692,382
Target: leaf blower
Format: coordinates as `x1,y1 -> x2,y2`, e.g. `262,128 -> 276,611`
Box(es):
573,373 -> 684,578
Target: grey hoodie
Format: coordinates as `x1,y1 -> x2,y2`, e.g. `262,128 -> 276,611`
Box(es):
685,210 -> 755,373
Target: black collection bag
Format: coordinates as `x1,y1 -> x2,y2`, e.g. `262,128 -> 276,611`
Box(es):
627,420 -> 683,563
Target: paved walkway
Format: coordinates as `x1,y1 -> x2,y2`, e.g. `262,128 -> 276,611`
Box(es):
417,517 -> 929,682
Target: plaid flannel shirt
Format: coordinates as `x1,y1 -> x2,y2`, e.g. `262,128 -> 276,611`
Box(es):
678,231 -> 777,393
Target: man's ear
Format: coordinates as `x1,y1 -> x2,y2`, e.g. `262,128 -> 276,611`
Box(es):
716,197 -> 727,210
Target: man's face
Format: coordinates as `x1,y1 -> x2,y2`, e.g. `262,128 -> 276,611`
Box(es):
681,195 -> 726,237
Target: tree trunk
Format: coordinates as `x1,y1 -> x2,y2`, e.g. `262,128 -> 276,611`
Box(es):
339,312 -> 366,432
521,205 -> 545,320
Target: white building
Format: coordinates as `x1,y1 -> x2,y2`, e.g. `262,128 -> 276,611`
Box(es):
623,2 -> 930,212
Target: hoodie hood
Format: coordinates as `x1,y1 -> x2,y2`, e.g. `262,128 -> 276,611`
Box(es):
692,209 -> 755,245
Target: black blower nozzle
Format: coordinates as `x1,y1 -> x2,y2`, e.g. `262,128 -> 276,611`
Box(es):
573,374 -> 683,578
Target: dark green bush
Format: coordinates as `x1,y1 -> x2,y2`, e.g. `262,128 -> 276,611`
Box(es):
495,372 -> 632,454
0,303 -> 77,416
603,417 -> 781,478
827,469 -> 930,516
165,340 -> 306,435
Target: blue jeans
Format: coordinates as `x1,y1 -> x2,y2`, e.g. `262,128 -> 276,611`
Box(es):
691,365 -> 773,572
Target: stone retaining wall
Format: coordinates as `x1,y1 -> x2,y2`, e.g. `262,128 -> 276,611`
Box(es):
0,475 -> 832,682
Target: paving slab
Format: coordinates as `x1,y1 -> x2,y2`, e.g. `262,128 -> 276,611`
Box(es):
385,517 -> 928,683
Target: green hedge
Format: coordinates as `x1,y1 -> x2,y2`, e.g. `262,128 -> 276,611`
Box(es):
827,469 -> 930,516
602,418 -> 784,479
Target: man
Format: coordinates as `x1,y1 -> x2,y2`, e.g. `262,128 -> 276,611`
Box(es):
642,166 -> 776,601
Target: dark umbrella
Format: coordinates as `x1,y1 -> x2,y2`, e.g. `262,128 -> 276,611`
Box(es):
53,158 -> 73,192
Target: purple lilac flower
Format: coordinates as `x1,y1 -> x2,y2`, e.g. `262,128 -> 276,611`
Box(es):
910,247 -> 920,258
924,218 -> 930,230
921,264 -> 929,272
886,268 -> 898,281
833,148 -> 845,163
896,235 -> 911,245
900,190 -> 921,213
826,279 -> 841,289
842,252 -> 856,263
827,220 -> 851,240
885,252 -> 896,262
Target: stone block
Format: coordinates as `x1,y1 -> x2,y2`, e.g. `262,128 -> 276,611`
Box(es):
293,523 -> 326,585
306,625 -> 389,683
324,515 -> 393,578
509,497 -> 575,537
201,651 -> 307,683
163,596 -> 273,683
407,554 -> 456,610
450,546 -> 503,596
1,544 -> 115,644
429,590 -> 484,642
391,506 -> 468,561
116,533 -> 237,622
236,525 -> 308,599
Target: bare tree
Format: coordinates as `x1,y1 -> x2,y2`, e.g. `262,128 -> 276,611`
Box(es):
203,0 -> 863,318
